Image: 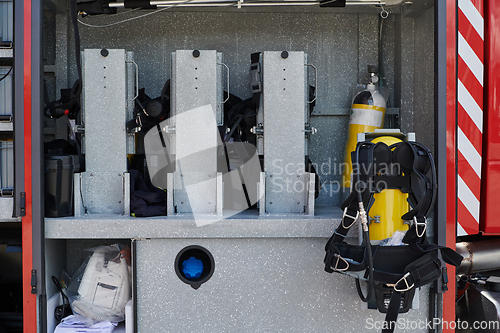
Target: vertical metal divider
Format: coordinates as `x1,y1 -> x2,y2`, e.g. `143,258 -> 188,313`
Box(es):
132,239 -> 138,333
32,0 -> 46,329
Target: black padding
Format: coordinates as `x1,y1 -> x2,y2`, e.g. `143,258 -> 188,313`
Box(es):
392,142 -> 415,172
373,142 -> 392,167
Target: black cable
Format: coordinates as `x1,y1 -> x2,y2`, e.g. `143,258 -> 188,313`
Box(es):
0,67 -> 12,83
224,116 -> 243,143
52,276 -> 71,322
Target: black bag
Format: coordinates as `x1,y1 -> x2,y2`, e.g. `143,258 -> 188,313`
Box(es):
129,169 -> 166,217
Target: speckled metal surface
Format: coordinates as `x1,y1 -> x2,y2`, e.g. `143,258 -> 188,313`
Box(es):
82,49 -> 127,174
413,6 -> 435,155
0,197 -> 19,222
263,51 -> 307,214
84,172 -> 126,214
74,11 -> 373,112
45,206 -> 351,239
82,49 -> 128,214
136,238 -> 430,333
171,50 -> 220,213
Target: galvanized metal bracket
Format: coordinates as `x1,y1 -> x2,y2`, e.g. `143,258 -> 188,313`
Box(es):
19,192 -> 25,217
31,269 -> 37,294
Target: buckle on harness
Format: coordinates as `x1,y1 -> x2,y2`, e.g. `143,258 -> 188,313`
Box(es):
250,62 -> 262,94
332,253 -> 349,272
414,216 -> 427,238
342,207 -> 359,229
394,272 -> 414,292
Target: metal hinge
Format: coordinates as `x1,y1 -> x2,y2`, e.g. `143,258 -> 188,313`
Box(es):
19,192 -> 26,217
31,270 -> 37,294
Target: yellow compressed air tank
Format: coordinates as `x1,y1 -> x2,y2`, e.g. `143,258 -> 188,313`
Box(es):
368,136 -> 410,242
342,83 -> 386,188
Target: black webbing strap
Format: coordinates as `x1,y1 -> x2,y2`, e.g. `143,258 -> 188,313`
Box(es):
380,250 -> 446,333
382,292 -> 402,333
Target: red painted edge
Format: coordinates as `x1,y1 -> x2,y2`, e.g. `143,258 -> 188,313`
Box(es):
481,0 -> 500,235
444,0 -> 457,331
22,0 -> 36,330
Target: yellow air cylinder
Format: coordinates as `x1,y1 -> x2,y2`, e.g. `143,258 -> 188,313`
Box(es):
342,83 -> 386,188
368,136 -> 410,242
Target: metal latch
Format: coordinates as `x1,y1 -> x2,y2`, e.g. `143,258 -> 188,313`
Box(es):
250,124 -> 263,135
304,124 -> 317,137
31,270 -> 37,294
73,125 -> 85,133
162,124 -> 176,134
19,192 -> 26,217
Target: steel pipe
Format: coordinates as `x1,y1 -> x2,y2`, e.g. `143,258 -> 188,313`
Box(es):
456,239 -> 500,275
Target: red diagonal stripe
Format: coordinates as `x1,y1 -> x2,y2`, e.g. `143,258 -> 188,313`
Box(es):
458,199 -> 480,234
458,105 -> 483,153
470,0 -> 484,15
458,57 -> 483,109
459,8 -> 484,62
458,150 -> 482,199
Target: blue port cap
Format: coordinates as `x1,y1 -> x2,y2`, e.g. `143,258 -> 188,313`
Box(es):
182,257 -> 204,279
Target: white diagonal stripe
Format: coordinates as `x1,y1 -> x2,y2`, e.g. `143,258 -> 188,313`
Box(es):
458,127 -> 482,178
458,80 -> 483,132
458,0 -> 484,40
458,33 -> 483,86
457,222 -> 469,236
458,175 -> 480,222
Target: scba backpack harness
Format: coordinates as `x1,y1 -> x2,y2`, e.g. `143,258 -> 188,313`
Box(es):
324,141 -> 462,333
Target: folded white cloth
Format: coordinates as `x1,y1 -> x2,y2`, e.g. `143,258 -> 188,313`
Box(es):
54,315 -> 119,333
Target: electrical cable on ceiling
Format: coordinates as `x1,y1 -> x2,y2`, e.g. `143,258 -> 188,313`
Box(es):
77,0 -> 194,28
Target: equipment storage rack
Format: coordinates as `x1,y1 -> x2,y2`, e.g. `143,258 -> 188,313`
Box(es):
12,0 -> 461,332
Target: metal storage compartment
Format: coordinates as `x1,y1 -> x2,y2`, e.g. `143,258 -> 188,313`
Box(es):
40,2 -> 443,333
0,0 -> 13,43
0,66 -> 12,118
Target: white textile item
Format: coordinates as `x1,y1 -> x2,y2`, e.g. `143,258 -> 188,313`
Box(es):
54,315 -> 118,333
